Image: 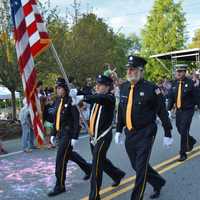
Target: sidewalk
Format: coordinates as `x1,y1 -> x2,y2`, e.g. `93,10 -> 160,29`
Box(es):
1,138 -> 21,154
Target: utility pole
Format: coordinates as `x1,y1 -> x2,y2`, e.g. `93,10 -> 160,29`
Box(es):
0,0 -> 10,32
72,0 -> 80,25
47,0 -> 51,8
0,0 -> 4,9
86,3 -> 93,14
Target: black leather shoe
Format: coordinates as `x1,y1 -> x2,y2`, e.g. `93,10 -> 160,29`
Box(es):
83,173 -> 90,180
112,172 -> 126,187
187,138 -> 197,152
83,164 -> 92,180
150,180 -> 166,199
150,190 -> 161,199
178,153 -> 187,162
48,188 -> 66,197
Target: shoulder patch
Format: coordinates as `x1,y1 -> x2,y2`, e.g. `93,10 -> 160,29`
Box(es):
155,88 -> 161,95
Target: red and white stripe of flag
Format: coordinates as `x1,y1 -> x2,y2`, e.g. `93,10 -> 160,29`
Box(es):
14,0 -> 50,144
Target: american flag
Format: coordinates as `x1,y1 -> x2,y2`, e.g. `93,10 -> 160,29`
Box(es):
10,0 -> 51,144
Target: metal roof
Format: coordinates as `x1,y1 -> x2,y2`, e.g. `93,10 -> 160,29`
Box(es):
150,48 -> 200,61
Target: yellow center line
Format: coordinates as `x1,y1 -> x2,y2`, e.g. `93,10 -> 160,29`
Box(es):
102,150 -> 200,200
81,146 -> 200,200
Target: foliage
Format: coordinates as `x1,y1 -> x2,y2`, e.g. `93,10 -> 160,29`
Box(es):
141,0 -> 186,81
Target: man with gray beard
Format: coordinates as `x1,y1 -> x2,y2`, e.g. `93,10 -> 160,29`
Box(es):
115,55 -> 173,200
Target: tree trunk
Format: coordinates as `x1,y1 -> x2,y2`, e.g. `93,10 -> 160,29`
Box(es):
11,90 -> 17,120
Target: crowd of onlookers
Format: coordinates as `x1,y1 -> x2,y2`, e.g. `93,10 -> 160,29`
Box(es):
17,69 -> 123,154
0,67 -> 200,155
18,81 -> 56,153
17,78 -> 95,153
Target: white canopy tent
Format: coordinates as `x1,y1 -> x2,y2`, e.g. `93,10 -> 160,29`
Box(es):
0,86 -> 20,100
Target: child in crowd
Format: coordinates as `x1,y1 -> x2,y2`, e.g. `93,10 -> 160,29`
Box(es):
19,98 -> 32,153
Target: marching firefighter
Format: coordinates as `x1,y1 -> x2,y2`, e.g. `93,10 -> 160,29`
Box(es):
48,77 -> 91,197
71,74 -> 126,200
115,55 -> 173,200
167,64 -> 200,161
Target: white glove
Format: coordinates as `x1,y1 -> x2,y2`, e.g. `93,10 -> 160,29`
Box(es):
115,132 -> 124,144
50,136 -> 56,146
168,111 -> 172,119
71,95 -> 84,106
71,139 -> 78,148
163,137 -> 173,148
69,89 -> 78,98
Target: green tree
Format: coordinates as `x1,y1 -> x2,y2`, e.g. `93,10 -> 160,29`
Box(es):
62,13 -> 116,83
127,33 -> 141,54
110,33 -> 141,76
61,13 -> 139,83
189,28 -> 200,48
35,5 -> 69,84
35,4 -> 141,85
0,1 -> 21,120
35,14 -> 70,84
141,0 -> 186,82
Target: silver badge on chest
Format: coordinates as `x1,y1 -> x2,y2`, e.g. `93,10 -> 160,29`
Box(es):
140,92 -> 144,96
64,104 -> 68,108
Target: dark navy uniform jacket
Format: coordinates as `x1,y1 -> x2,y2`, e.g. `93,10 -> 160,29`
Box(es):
51,96 -> 80,139
84,93 -> 115,138
117,79 -> 172,137
167,77 -> 200,111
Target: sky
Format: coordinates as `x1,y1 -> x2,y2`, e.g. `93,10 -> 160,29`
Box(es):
40,0 -> 200,43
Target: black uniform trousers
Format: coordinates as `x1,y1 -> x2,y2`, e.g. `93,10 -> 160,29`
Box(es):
176,109 -> 196,155
55,133 -> 91,190
89,133 -> 125,200
125,123 -> 165,200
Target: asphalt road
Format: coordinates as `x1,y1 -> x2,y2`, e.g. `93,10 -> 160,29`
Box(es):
0,113 -> 200,200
